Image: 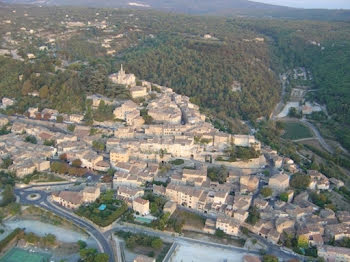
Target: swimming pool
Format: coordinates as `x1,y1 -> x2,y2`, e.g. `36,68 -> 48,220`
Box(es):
134,216 -> 153,224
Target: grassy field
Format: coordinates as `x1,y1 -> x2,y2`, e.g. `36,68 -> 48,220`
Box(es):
281,122 -> 313,140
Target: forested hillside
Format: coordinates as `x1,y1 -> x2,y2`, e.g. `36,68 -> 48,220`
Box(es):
122,34 -> 279,121
239,19 -> 350,150
0,5 -> 350,148
0,6 -> 281,126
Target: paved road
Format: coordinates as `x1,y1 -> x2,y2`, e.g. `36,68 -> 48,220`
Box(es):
300,119 -> 333,154
162,242 -> 178,262
15,188 -> 115,262
268,73 -> 334,155
16,185 -> 301,261
278,118 -> 334,154
17,182 -> 75,189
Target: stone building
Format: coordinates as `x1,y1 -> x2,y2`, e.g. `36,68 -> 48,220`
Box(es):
133,197 -> 150,215
109,65 -> 136,87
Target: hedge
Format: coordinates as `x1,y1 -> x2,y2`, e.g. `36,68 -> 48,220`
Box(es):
0,228 -> 24,252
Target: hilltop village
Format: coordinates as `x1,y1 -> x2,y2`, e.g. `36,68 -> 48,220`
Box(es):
0,66 -> 349,262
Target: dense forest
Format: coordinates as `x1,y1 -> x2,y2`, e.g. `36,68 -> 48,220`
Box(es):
0,6 -> 281,124
122,34 -> 279,120
0,56 -> 86,114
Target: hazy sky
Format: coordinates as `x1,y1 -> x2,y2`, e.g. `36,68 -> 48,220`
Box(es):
251,0 -> 350,9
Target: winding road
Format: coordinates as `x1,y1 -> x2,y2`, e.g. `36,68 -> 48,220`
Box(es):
300,119 -> 333,154
15,186 -> 115,262
270,73 -> 334,154
15,184 -> 302,262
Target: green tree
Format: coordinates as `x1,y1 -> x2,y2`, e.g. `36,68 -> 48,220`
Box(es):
25,135 -> 37,144
72,159 -> 82,168
151,238 -> 163,249
246,206 -> 260,225
310,161 -> 320,171
261,187 -> 273,198
56,115 -> 64,123
25,232 -> 40,244
288,107 -> 302,118
279,192 -> 289,202
39,85 -> 49,99
297,235 -> 309,249
126,236 -> 136,249
215,229 -> 225,238
67,124 -> 75,132
77,240 -> 87,250
44,139 -> 55,146
1,185 -> 15,206
94,253 -> 109,262
79,248 -> 97,261
207,166 -> 228,184
290,173 -> 311,190
8,203 -> 21,215
0,157 -> 13,169
22,80 -> 32,95
92,140 -> 106,152
50,162 -> 69,174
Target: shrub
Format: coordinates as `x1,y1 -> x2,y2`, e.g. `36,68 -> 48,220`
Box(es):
25,135 -> 37,144
0,228 -> 24,252
170,159 -> 184,165
43,139 -> 55,146
215,229 -> 225,238
262,254 -> 279,262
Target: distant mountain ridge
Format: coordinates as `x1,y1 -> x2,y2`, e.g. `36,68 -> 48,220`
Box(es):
1,0 -> 284,10
1,0 -> 350,21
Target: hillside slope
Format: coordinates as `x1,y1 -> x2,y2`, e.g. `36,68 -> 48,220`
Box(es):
1,0 -> 350,21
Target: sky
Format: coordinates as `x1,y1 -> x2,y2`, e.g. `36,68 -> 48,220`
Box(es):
251,0 -> 350,9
